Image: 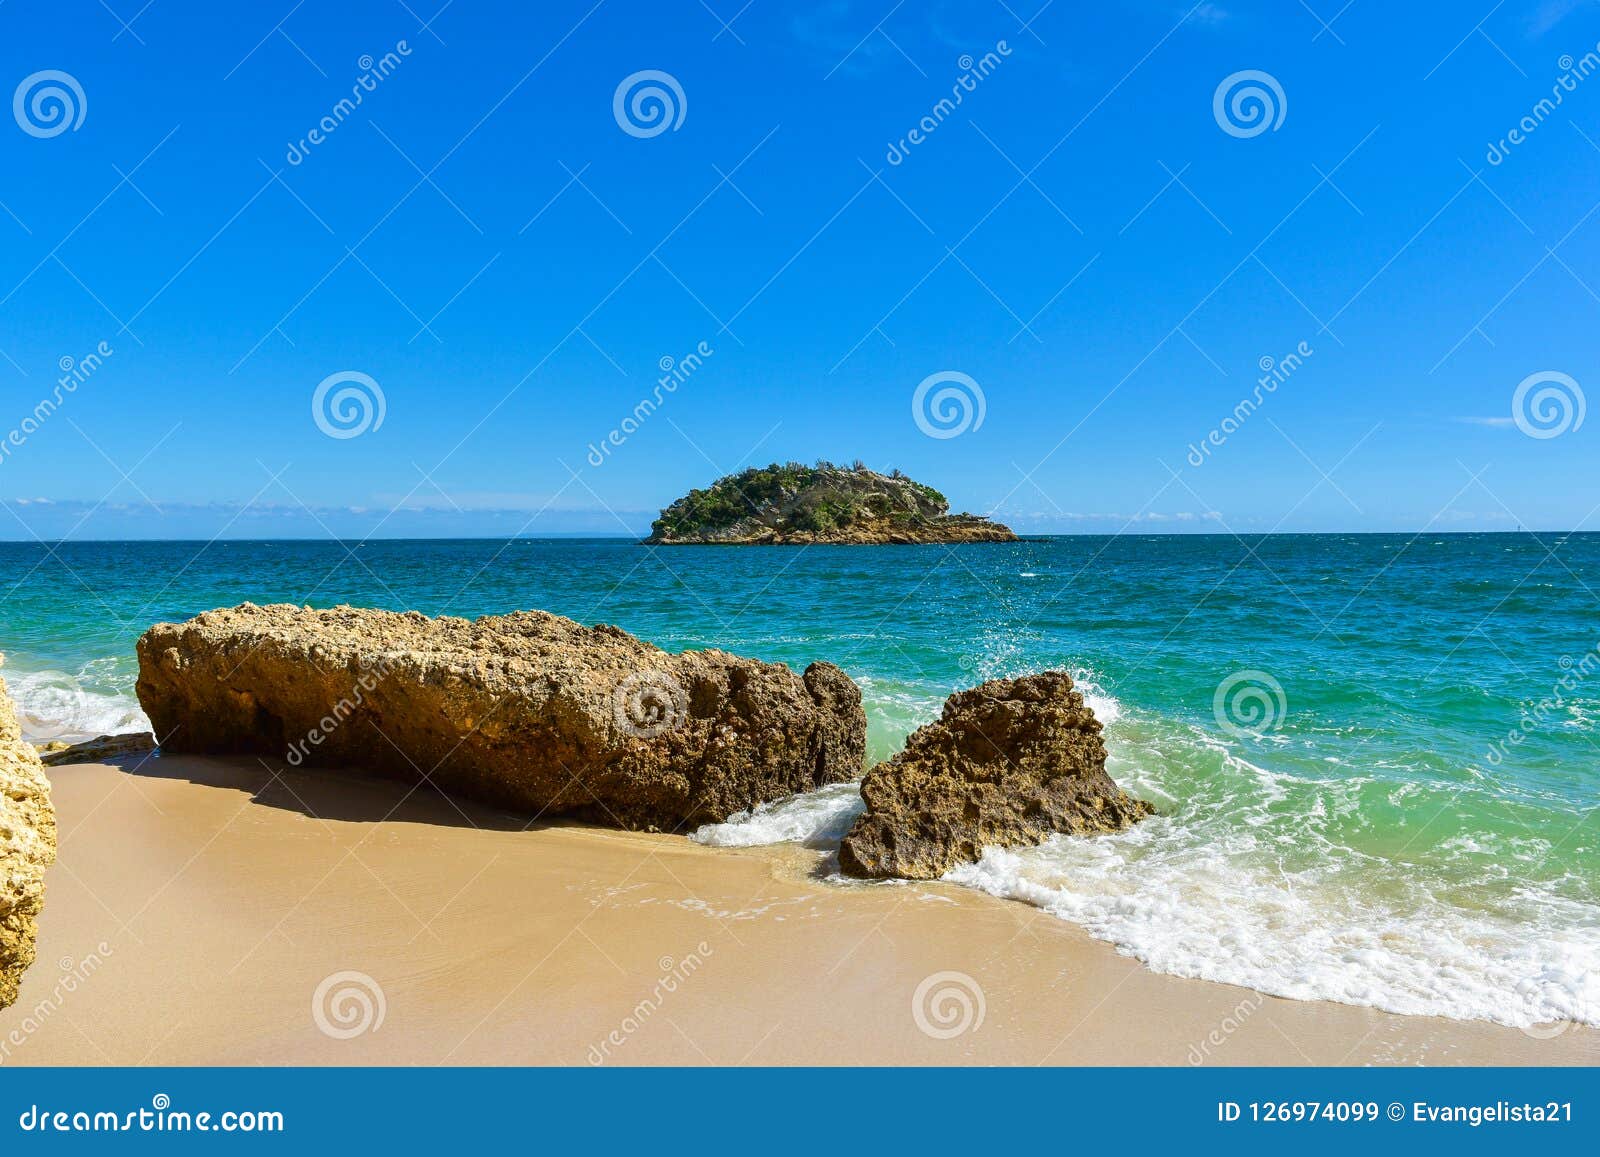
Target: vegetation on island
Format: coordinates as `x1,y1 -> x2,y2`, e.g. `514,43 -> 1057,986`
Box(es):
646,460 -> 1016,545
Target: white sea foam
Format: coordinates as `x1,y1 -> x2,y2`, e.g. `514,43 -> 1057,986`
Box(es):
698,672 -> 1600,1029
4,666 -> 149,742
946,825 -> 1600,1028
693,781 -> 864,848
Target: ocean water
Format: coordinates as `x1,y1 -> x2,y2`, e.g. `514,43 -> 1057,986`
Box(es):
1,534 -> 1596,1028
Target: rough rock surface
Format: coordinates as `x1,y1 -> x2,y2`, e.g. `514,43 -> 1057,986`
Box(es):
36,732 -> 158,767
1,659 -> 58,1011
839,672 -> 1152,880
136,604 -> 866,831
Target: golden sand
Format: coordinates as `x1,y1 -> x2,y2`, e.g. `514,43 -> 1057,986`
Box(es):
3,755 -> 1594,1066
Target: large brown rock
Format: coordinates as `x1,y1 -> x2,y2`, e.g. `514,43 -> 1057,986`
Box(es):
1,659 -> 58,1011
839,672 -> 1152,880
136,604 -> 866,832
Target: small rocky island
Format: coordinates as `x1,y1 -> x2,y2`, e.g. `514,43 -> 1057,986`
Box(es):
645,461 -> 1017,545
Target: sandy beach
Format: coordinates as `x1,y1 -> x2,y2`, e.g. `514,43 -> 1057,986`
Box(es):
3,752 -> 1593,1067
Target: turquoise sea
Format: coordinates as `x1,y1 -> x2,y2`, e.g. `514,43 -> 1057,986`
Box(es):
1,534 -> 1595,1028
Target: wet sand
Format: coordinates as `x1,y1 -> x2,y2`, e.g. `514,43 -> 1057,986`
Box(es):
4,754 -> 1595,1066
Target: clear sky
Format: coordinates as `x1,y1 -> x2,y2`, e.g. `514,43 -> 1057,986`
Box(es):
1,0 -> 1597,539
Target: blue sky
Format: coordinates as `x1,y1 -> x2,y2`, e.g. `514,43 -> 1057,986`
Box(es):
1,0 -> 1598,538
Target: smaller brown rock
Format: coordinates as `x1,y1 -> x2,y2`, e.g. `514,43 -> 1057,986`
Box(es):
839,671 -> 1152,880
36,732 -> 157,767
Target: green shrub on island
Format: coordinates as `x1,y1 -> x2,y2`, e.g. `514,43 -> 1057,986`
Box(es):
646,461 -> 1014,545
